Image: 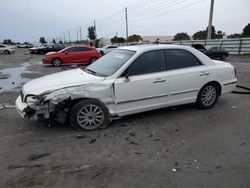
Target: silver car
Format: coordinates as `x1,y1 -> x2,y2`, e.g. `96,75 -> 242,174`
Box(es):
0,44 -> 15,54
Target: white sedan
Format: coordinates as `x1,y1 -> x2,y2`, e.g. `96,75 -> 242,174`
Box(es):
0,44 -> 15,54
97,45 -> 118,55
15,45 -> 237,130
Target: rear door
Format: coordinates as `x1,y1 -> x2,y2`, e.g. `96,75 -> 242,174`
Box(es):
164,49 -> 209,105
114,50 -> 169,115
79,47 -> 93,63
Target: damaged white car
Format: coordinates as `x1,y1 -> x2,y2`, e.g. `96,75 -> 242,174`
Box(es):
16,45 -> 237,130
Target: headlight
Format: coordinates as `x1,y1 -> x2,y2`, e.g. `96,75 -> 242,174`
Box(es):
26,95 -> 40,106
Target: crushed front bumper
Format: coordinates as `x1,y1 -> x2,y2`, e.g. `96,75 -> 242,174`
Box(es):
15,96 -> 27,118
15,95 -> 50,121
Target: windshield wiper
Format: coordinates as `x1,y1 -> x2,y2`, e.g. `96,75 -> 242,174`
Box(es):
83,68 -> 107,77
84,68 -> 97,75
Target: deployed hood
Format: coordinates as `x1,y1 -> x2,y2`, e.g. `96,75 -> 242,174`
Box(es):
22,68 -> 105,95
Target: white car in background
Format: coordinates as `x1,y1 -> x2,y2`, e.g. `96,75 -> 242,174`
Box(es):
15,45 -> 237,131
97,45 -> 118,55
0,44 -> 15,54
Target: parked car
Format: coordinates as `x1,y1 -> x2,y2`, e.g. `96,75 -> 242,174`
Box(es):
17,43 -> 33,48
16,45 -> 237,130
192,44 -> 229,60
0,44 -> 15,54
42,46 -> 101,66
97,45 -> 118,55
29,44 -> 65,54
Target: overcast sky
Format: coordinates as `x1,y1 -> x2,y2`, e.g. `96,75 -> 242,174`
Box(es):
1,0 -> 249,42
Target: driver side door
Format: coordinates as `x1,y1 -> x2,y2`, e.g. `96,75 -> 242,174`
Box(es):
114,50 -> 169,116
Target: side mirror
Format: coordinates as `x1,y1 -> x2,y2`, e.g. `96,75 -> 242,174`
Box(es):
123,72 -> 130,82
64,51 -> 68,54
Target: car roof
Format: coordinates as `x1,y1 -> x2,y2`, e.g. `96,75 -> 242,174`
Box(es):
118,44 -> 195,53
117,44 -> 214,66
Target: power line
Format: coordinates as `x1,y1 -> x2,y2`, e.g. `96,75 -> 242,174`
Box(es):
129,0 -> 187,16
129,0 -> 205,22
129,0 -> 176,13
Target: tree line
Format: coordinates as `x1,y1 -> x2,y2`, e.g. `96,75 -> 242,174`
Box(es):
173,23 -> 250,41
2,23 -> 250,45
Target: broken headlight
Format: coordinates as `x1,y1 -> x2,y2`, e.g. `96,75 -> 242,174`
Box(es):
25,95 -> 41,106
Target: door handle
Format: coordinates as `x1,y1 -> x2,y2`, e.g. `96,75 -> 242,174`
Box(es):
200,72 -> 210,76
153,79 -> 166,83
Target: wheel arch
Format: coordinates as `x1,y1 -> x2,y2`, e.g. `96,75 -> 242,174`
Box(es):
65,97 -> 111,115
52,57 -> 63,62
199,81 -> 222,97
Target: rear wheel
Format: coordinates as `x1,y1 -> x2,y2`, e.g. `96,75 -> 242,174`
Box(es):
70,99 -> 110,130
52,58 -> 62,67
90,57 -> 97,64
196,83 -> 219,109
4,50 -> 10,54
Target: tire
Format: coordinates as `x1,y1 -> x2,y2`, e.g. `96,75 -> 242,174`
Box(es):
221,54 -> 226,60
100,51 -> 104,56
52,58 -> 62,67
196,83 -> 219,109
39,50 -> 45,55
70,99 -> 110,131
4,50 -> 10,54
90,57 -> 97,64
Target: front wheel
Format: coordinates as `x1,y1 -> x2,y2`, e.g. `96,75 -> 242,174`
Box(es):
4,50 -> 10,54
52,58 -> 62,67
196,83 -> 219,109
70,99 -> 110,130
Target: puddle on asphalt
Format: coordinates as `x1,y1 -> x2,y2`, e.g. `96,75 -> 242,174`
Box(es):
0,62 -> 31,93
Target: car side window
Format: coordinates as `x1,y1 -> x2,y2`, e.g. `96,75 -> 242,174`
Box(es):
210,47 -> 217,51
127,50 -> 166,76
67,47 -> 77,52
0,45 -> 4,48
165,49 -> 202,70
108,46 -> 117,49
80,47 -> 92,52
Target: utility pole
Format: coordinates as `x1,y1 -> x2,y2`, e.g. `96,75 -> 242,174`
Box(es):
207,0 -> 215,39
63,32 -> 66,43
68,30 -> 71,43
94,20 -> 97,39
79,26 -> 82,41
77,29 -> 79,41
125,7 -> 128,42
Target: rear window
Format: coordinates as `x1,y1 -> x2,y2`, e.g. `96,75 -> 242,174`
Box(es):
165,49 -> 202,70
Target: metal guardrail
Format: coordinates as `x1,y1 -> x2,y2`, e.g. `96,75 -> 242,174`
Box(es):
113,38 -> 250,55
172,38 -> 250,55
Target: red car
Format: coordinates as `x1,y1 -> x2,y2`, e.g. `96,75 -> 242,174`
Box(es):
42,46 -> 101,66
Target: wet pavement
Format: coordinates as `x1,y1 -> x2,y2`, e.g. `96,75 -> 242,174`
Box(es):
0,62 -> 31,93
0,48 -> 250,188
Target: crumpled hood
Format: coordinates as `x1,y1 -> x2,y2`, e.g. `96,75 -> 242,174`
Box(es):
22,68 -> 105,95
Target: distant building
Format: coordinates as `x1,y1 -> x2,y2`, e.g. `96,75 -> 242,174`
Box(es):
142,36 -> 174,43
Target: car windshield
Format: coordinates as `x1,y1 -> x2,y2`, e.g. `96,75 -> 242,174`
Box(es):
59,47 -> 70,53
82,49 -> 135,77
